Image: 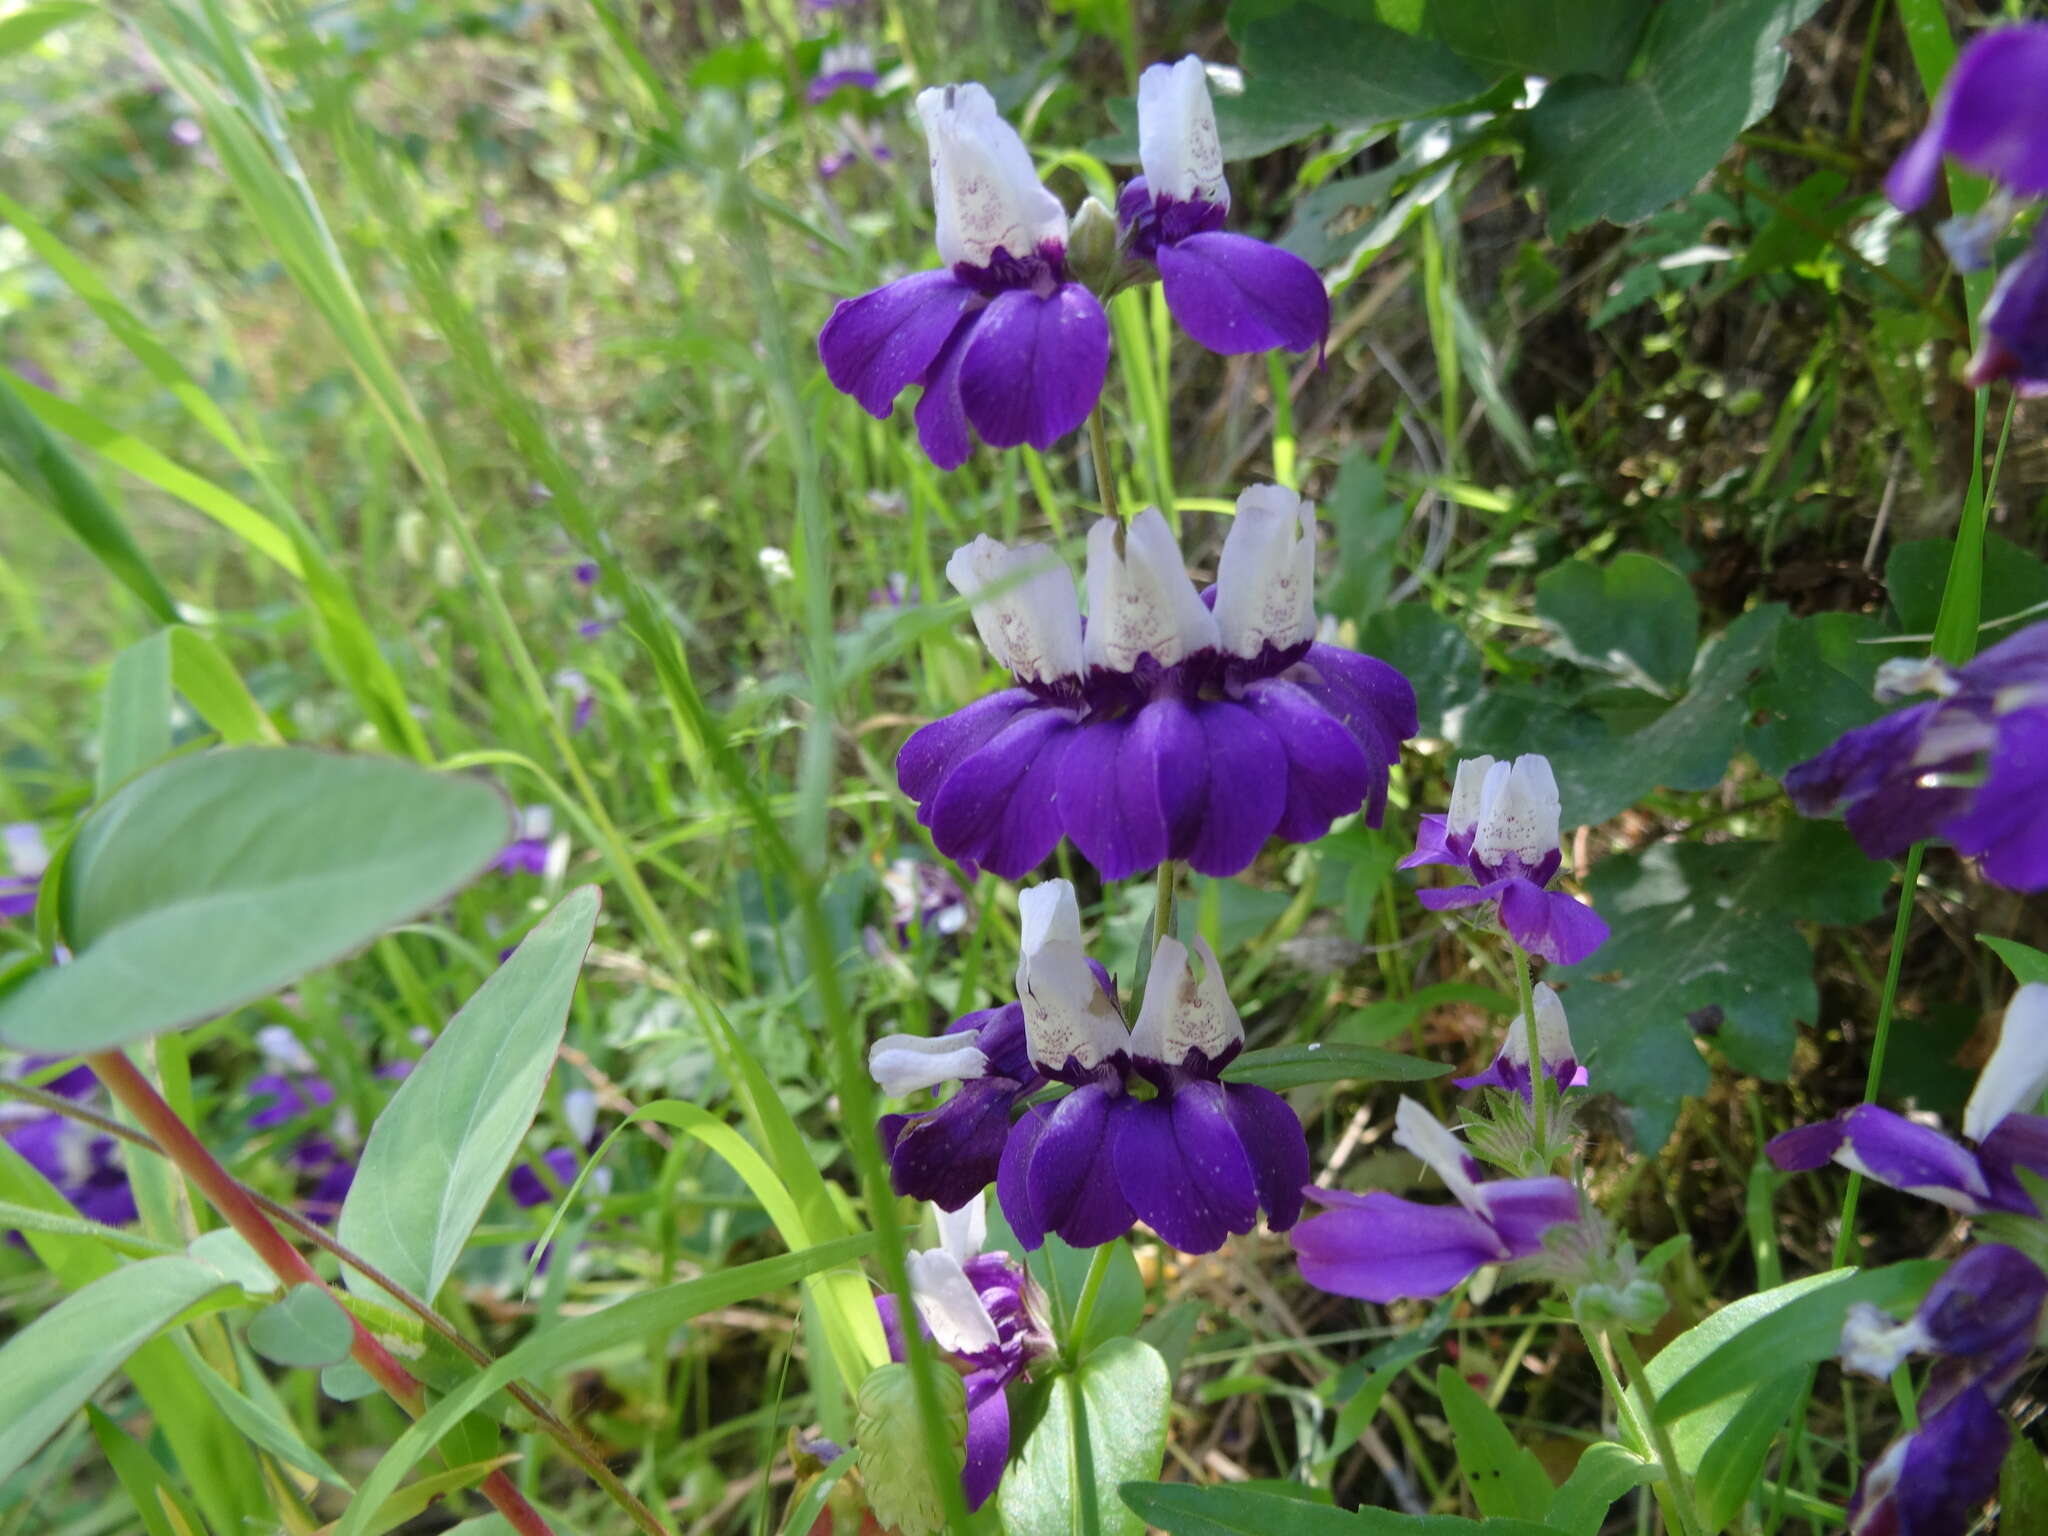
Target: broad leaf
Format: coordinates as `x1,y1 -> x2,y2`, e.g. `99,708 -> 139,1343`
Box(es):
339,887 -> 600,1305
1426,0 -> 1652,82
1982,936 -> 2048,986
1534,552 -> 1698,696
1001,1339 -> 1169,1536
0,1255 -> 236,1482
1551,823 -> 1890,1149
1885,533 -> 2048,638
0,748 -> 512,1052
1746,611 -> 1892,779
1225,1043 -> 1451,1090
1525,0 -> 1826,232
2002,1441 -> 2048,1534
1546,1442 -> 1655,1535
246,1282 -> 355,1369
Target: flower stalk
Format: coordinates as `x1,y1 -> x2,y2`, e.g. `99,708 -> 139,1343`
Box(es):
1513,946 -> 1547,1165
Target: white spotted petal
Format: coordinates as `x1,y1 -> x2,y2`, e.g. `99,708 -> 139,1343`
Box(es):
1015,879 -> 1127,1073
1472,755 -> 1561,874
1130,935 -> 1243,1068
1082,509 -> 1219,672
1136,55 -> 1228,210
1446,756 -> 1497,844
917,83 -> 1067,271
904,1247 -> 1002,1356
1214,484 -> 1317,659
945,536 -> 1084,685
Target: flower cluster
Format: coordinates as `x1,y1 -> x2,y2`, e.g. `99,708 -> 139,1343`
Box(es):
898,486 -> 1415,880
1456,982 -> 1587,1101
1401,753 -> 1609,964
818,60 -> 1327,469
874,1195 -> 1050,1510
1784,620 -> 2048,892
1886,23 -> 2048,393
871,879 -> 1309,1256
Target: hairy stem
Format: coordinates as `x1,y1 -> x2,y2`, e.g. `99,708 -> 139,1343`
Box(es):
1089,411 -> 1121,526
1513,945 -> 1547,1164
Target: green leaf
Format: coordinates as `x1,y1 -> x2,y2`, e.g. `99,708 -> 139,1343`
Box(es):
1356,604 -> 1484,741
1426,0 -> 1652,83
0,366 -> 177,623
2001,1440 -> 2048,1534
0,2 -> 93,56
1546,604 -> 1785,826
1228,0 -> 1490,156
165,627 -> 283,747
1534,552 -> 1698,697
1525,0 -> 1826,233
1735,170 -> 1859,278
0,749 -> 512,1053
246,1282 -> 356,1369
331,1233 -> 877,1536
1434,1365 -> 1552,1518
1550,825 -> 1889,1149
338,887 -> 599,1306
1000,1339 -> 1170,1536
1653,1263 -> 1938,1421
1119,1482 -> 1556,1533
1982,936 -> 2048,986
348,1455 -> 520,1536
1224,1043 -> 1452,1090
191,1350 -> 351,1488
0,1255 -> 235,1483
1545,1442 -> 1656,1535
1885,533 -> 2048,637
99,630 -> 174,798
1746,611 -> 1891,779
1018,1234 -> 1146,1358
86,1405 -> 211,1536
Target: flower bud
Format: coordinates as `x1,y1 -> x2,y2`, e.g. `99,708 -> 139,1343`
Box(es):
1064,194 -> 1121,292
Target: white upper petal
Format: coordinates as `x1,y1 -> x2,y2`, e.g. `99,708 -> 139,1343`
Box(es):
1214,484 -> 1317,659
1136,55 -> 1227,210
935,1192 -> 987,1266
1446,757 -> 1497,842
1527,983 -> 1575,1068
916,83 -> 1067,271
905,1247 -> 1002,1356
1963,983 -> 2048,1142
255,1025 -> 316,1075
564,1086 -> 599,1146
4,823 -> 48,879
945,536 -> 1084,685
1082,509 -> 1219,672
1472,755 -> 1561,871
1015,879 -> 1128,1072
1129,935 -> 1243,1067
868,1031 -> 989,1097
1838,1302 -> 1933,1381
1392,1097 -> 1489,1221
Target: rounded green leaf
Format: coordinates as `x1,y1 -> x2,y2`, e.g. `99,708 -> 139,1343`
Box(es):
0,748 -> 512,1052
246,1282 -> 355,1369
1000,1338 -> 1169,1536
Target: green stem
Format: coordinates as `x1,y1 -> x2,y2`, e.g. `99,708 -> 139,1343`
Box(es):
1089,411 -> 1121,526
1065,1242 -> 1119,1369
1153,860 -> 1178,951
1513,946 -> 1546,1163
1607,1327 -> 1707,1536
1832,842 -> 1926,1267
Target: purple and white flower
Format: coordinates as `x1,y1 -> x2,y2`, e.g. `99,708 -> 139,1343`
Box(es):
495,804 -> 567,878
875,1195 -> 1050,1510
0,823 -> 48,920
818,83 -> 1108,470
1116,58 -> 1329,358
808,42 -> 879,103
1291,1097 -> 1580,1303
873,997 -> 1047,1214
1886,25 -> 2048,218
1401,754 -> 1609,965
1784,620 -> 2048,891
1,1056 -> 136,1232
1455,982 -> 1589,1100
245,1027 -> 358,1223
1841,1244 -> 2046,1536
878,856 -> 972,945
1967,226 -> 2048,395
898,489 -> 1416,880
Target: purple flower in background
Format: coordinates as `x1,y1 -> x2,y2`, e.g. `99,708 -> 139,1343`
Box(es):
1785,621 -> 2048,891
0,823 -> 49,920
509,1145 -> 581,1208
245,1027 -> 357,1224
1886,25 -> 2048,217
573,560 -> 599,587
817,83 -> 1108,470
1455,982 -> 1589,1101
1966,226 -> 2048,394
873,1001 -> 1046,1212
1292,1097 -> 1580,1303
1402,754 -> 1608,965
875,1195 -> 1050,1510
821,131 -> 894,181
1840,1244 -> 2045,1536
1,1057 -> 136,1232
808,42 -> 879,103
1117,57 -> 1329,358
880,856 -> 971,944
897,488 -> 1416,880
495,805 -> 561,877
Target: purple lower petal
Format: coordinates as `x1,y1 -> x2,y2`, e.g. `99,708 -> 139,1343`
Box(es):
1888,1386 -> 2009,1536
1478,1176 -> 1580,1257
1286,646 -> 1416,826
961,1371 -> 1012,1510
1417,878 -> 1512,912
1398,814 -> 1458,871
1292,1191 -> 1503,1302
1497,880 -> 1609,965
1027,1083 -> 1135,1249
1838,1105 -> 1992,1211
957,284 -> 1109,452
1241,679 -> 1372,844
1224,1082 -> 1311,1233
1054,712 -> 1172,882
997,1105 -> 1050,1251
818,270 -> 978,419
1767,1117 -> 1850,1172
1944,706 -> 2048,892
915,308 -> 980,471
1155,232 -> 1331,357
1974,1112 -> 2048,1214
1113,1082 -> 1259,1255
898,691 -> 1036,811
926,706 -> 1076,878
1890,28 -> 2048,207
884,1077 -> 1020,1211
1176,700 -> 1286,878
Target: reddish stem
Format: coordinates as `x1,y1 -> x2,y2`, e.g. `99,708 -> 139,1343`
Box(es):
88,1051 -> 555,1536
